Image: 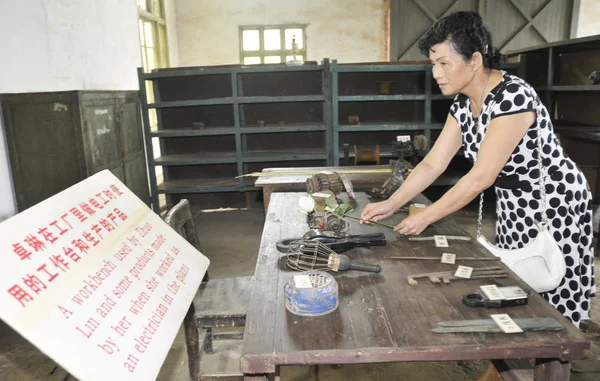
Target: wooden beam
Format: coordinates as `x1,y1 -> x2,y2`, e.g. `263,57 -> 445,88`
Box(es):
413,0 -> 437,22
396,0 -> 460,60
499,0 -> 554,51
509,0 -> 553,42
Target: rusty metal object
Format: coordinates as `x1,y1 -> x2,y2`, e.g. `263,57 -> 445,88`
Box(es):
308,211 -> 347,232
307,173 -> 345,195
348,115 -> 360,125
366,159 -> 409,199
323,213 -> 347,232
354,144 -> 380,165
412,134 -> 428,154
392,140 -> 414,159
407,266 -> 508,286
392,134 -> 428,166
378,81 -> 395,95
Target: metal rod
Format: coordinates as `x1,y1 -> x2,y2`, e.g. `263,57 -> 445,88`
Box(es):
391,256 -> 500,261
408,236 -> 472,242
343,214 -> 396,229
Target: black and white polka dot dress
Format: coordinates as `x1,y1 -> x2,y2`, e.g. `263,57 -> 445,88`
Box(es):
450,71 -> 595,327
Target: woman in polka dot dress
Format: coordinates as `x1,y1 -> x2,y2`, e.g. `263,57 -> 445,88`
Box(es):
360,11 -> 595,327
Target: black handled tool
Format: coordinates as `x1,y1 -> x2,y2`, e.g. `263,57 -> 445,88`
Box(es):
462,286 -> 528,308
276,232 -> 386,253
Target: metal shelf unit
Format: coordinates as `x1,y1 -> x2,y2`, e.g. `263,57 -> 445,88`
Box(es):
139,61 -> 333,212
507,34 -> 600,201
331,61 -> 449,165
139,59 -> 522,212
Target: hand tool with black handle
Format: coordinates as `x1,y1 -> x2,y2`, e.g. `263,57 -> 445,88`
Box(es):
276,233 -> 386,253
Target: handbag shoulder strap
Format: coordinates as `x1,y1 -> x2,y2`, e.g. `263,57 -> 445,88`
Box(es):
475,78 -> 548,238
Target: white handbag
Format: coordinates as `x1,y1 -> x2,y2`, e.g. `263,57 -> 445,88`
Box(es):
474,81 -> 566,293
476,224 -> 565,293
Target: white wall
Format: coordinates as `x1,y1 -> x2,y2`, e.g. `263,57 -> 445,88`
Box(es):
0,0 -> 143,220
577,0 -> 600,37
175,0 -> 388,66
164,0 -> 180,67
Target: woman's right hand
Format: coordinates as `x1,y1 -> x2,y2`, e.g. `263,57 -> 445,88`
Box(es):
359,200 -> 397,224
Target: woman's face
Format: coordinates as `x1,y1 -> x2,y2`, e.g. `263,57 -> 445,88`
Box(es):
429,40 -> 475,96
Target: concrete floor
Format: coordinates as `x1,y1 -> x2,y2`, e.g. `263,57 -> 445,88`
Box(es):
1,197 -> 600,380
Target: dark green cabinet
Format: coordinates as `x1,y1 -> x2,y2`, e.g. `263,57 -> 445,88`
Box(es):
1,91 -> 149,211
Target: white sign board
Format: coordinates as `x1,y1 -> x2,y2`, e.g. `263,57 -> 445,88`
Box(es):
0,170 -> 209,381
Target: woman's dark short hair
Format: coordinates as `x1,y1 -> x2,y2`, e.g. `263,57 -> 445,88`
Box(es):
418,11 -> 504,69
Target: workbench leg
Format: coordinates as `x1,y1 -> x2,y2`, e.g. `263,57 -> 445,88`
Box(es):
262,189 -> 272,214
245,191 -> 253,209
534,358 -> 570,380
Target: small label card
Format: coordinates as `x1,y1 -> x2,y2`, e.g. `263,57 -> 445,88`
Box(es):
491,314 -> 524,333
480,285 -> 506,300
434,235 -> 449,247
454,265 -> 473,279
441,253 -> 456,264
397,135 -> 411,142
312,192 -> 332,198
320,171 -> 334,175
293,275 -> 314,289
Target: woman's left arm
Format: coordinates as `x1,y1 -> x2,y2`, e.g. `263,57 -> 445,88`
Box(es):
396,110 -> 535,235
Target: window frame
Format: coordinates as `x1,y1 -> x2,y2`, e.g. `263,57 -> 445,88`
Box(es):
239,24 -> 308,65
138,0 -> 169,72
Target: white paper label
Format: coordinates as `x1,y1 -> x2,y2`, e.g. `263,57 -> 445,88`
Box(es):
320,171 -> 334,175
293,275 -> 313,289
412,203 -> 426,209
454,265 -> 473,279
491,314 -> 524,333
312,192 -> 332,198
441,253 -> 456,264
397,135 -> 411,142
499,286 -> 528,300
434,235 -> 449,247
480,285 -> 506,300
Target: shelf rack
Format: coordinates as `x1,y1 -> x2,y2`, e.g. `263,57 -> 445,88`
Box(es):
139,59 -> 521,212
331,60 -> 445,165
138,61 -> 333,213
507,34 -> 600,202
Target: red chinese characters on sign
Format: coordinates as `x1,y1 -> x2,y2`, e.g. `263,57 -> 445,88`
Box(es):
24,234 -> 46,253
22,274 -> 46,294
8,285 -> 34,307
38,227 -> 58,244
13,243 -> 32,261
7,185 -> 126,308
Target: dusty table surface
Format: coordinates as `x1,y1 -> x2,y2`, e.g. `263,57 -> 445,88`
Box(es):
241,192 -> 590,380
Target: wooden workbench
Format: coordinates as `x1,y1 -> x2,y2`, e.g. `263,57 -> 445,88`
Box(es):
254,166 -> 389,213
241,192 -> 589,380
